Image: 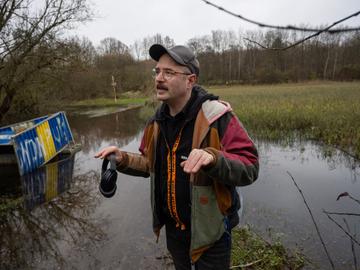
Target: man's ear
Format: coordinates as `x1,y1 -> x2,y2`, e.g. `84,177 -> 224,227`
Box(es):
187,74 -> 197,88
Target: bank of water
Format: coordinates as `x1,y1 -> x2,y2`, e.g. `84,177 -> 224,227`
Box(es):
0,108 -> 359,269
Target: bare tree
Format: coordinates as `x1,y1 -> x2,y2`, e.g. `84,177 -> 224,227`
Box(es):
131,39 -> 142,61
0,0 -> 91,123
163,35 -> 175,48
97,37 -> 129,56
141,36 -> 151,60
187,35 -> 212,54
211,30 -> 222,53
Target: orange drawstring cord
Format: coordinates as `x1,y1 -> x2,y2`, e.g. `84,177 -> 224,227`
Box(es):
166,127 -> 186,230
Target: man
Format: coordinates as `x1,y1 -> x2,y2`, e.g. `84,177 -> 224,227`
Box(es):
95,44 -> 259,270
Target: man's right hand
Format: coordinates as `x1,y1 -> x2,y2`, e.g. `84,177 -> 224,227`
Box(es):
94,146 -> 123,164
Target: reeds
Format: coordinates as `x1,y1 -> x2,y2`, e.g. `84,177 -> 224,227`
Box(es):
211,81 -> 360,158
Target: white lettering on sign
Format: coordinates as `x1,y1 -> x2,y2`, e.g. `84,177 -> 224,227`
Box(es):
16,136 -> 44,174
52,115 -> 70,146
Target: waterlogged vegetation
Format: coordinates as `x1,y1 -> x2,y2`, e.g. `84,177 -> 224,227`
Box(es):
66,96 -> 148,118
231,226 -> 305,270
69,97 -> 147,108
209,81 -> 360,269
210,81 -> 360,158
68,81 -> 360,160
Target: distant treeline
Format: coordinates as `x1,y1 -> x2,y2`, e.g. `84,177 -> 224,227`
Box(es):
37,30 -> 360,100
2,30 -> 360,122
190,30 -> 360,84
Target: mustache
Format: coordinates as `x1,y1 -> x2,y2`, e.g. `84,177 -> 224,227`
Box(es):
156,84 -> 168,91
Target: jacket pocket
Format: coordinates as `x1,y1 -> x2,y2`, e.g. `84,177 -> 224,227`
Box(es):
191,186 -> 225,251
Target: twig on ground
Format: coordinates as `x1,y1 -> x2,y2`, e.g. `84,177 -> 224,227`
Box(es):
230,259 -> 263,269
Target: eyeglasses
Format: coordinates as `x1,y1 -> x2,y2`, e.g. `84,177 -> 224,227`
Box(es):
152,68 -> 191,80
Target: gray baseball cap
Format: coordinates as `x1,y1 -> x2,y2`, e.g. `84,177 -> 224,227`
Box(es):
149,44 -> 200,76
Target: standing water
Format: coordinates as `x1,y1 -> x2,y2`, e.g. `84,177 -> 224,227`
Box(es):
0,107 -> 359,269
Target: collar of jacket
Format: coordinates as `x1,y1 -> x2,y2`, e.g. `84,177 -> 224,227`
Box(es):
154,85 -> 218,123
189,99 -> 232,183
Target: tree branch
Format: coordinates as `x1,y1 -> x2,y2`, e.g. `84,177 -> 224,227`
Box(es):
201,0 -> 360,33
323,210 -> 360,247
343,219 -> 358,270
244,10 -> 360,50
323,211 -> 360,217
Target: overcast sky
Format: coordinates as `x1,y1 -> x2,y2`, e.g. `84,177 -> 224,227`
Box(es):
74,0 -> 360,47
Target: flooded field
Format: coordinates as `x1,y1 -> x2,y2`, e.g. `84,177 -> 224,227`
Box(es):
1,107 -> 359,269
242,141 -> 360,269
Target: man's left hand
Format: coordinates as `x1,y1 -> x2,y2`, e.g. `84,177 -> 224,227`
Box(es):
180,149 -> 214,174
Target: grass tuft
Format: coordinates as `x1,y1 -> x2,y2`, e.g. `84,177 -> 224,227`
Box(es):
231,226 -> 305,269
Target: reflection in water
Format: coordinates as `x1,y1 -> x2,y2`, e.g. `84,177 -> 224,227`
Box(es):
243,139 -> 360,269
0,155 -> 105,270
68,108 -> 146,155
257,139 -> 360,184
22,155 -> 75,211
0,164 -> 22,196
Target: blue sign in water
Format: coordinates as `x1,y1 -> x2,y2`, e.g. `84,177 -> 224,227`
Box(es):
0,115 -> 48,145
13,129 -> 45,176
11,112 -> 74,175
48,112 -> 73,152
0,127 -> 14,145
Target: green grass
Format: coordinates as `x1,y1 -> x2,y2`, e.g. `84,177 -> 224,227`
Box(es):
69,97 -> 147,107
231,226 -> 305,269
210,81 -> 360,158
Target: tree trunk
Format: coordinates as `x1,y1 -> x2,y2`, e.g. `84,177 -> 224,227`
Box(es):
228,51 -> 232,82
0,92 -> 14,123
238,49 -> 241,80
332,49 -> 338,80
323,47 -> 330,80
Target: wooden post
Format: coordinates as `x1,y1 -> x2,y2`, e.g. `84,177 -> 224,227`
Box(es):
111,75 -> 117,102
